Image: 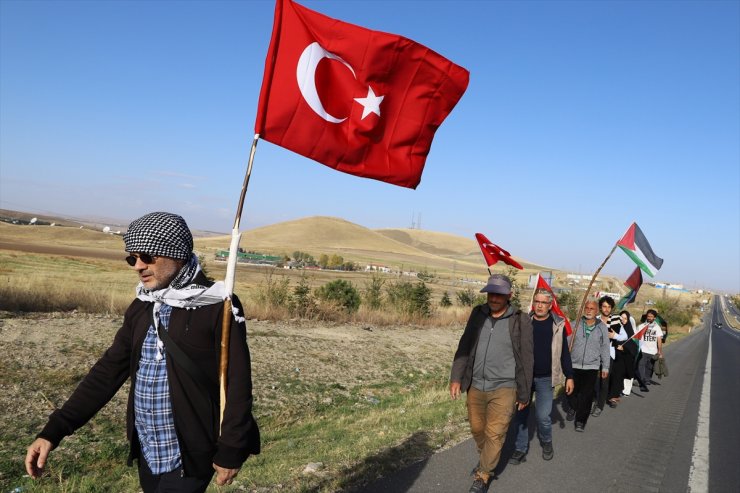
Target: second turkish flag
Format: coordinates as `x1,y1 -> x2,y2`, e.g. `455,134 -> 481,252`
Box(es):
254,0 -> 469,189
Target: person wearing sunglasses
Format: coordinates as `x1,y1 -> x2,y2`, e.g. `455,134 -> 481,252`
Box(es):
25,212 -> 260,492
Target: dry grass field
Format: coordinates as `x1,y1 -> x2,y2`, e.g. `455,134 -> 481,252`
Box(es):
0,215 -> 704,491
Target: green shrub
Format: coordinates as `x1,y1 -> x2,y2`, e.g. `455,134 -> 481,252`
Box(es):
555,289 -> 580,320
440,292 -> 452,307
654,294 -> 698,327
316,279 -> 361,312
255,270 -> 291,308
386,280 -> 432,317
291,273 -> 316,317
363,275 -> 385,310
456,288 -> 484,307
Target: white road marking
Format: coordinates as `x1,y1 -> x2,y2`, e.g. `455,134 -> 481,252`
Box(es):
688,322 -> 712,492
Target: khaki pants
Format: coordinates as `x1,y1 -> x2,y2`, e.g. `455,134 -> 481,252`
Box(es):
467,386 -> 517,479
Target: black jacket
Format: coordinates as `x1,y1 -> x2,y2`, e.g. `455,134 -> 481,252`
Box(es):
38,274 -> 260,479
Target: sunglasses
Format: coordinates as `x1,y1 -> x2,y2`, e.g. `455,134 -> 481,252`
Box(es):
125,253 -> 156,266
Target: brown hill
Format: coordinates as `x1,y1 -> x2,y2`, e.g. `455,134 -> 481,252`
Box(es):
197,216 -> 542,278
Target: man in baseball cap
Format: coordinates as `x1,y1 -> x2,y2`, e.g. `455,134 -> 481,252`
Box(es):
450,273 -> 534,493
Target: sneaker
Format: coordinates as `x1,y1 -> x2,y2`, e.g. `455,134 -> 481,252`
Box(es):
542,442 -> 554,460
640,386 -> 650,392
566,409 -> 576,421
575,422 -> 585,432
509,450 -> 527,465
469,477 -> 489,493
591,406 -> 602,417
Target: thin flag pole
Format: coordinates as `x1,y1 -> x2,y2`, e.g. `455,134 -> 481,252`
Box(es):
569,243 -> 618,352
220,133 -> 260,431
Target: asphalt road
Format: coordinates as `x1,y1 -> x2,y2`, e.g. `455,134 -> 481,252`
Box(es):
356,298 -> 739,492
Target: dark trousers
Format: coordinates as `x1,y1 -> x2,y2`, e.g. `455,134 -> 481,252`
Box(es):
622,351 -> 636,380
594,361 -> 611,410
608,353 -> 626,399
138,459 -> 212,493
570,369 -> 598,425
634,353 -> 648,388
639,352 -> 657,382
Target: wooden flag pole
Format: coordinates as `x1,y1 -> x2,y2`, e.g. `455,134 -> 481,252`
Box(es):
569,243 -> 618,352
219,134 -> 260,431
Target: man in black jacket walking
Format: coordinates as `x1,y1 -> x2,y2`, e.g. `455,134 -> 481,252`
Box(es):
25,212 -> 260,492
450,274 -> 534,493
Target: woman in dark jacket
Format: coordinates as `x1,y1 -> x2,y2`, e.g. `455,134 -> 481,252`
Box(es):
615,310 -> 643,396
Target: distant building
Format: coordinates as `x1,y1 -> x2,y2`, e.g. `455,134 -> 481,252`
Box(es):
595,291 -> 621,301
215,250 -> 282,266
528,271 -> 553,288
365,264 -> 391,273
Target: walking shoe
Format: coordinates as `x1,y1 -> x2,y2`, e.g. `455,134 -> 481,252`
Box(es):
469,477 -> 489,493
607,399 -> 618,408
640,386 -> 650,392
542,442 -> 554,460
566,409 -> 576,421
591,406 -> 602,417
575,422 -> 585,432
509,450 -> 527,465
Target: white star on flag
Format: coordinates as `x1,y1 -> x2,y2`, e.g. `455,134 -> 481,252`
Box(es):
354,87 -> 384,119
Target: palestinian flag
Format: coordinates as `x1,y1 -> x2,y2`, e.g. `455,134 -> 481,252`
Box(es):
616,267 -> 643,310
617,223 -> 663,277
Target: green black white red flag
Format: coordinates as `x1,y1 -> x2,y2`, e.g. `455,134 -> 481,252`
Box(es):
616,223 -> 663,277
616,267 -> 643,311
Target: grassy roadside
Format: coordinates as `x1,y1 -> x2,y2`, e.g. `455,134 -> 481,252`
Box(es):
0,314 -> 469,493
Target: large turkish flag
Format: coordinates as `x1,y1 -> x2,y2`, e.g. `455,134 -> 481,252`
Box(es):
254,0 -> 469,189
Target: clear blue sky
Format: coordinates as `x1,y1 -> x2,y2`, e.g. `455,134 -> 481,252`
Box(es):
1,0 -> 738,293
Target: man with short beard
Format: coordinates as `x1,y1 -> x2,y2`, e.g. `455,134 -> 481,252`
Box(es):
636,309 -> 664,384
566,300 -> 610,432
25,212 -> 260,492
450,274 -> 534,493
510,288 -> 574,464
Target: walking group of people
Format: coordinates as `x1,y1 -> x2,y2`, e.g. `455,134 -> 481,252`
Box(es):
24,212 -> 670,493
450,274 -> 667,493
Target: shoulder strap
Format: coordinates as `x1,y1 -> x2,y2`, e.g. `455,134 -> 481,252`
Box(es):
157,321 -> 218,402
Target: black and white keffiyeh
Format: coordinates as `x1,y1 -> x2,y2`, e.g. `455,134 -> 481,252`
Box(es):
136,254 -> 246,327
124,212 -> 193,260
136,254 -> 225,309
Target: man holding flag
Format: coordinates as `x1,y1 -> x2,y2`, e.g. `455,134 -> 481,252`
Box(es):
509,288 -> 574,464
25,212 -> 260,492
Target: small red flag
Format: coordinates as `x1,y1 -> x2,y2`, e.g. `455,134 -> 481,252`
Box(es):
530,274 -> 573,337
474,233 -> 524,270
632,324 -> 649,341
255,0 -> 469,189
624,266 -> 643,291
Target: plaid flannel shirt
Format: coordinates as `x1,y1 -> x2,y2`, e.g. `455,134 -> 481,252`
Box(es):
134,304 -> 182,474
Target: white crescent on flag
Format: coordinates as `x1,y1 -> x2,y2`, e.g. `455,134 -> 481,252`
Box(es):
296,41 -> 383,123
296,42 -> 355,123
